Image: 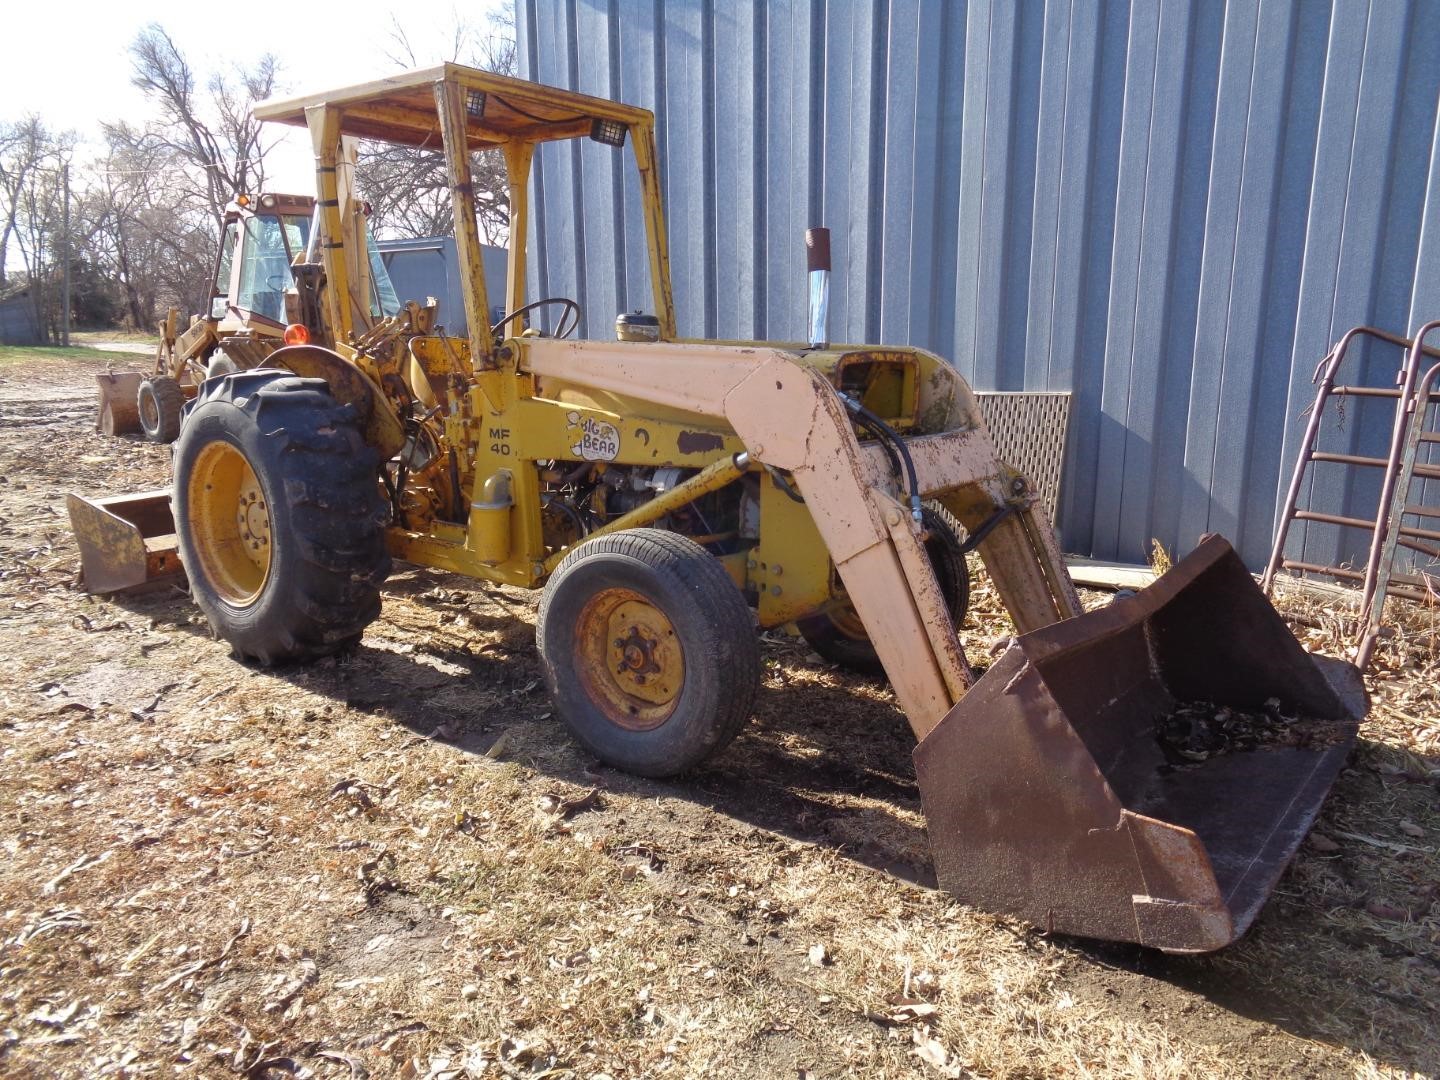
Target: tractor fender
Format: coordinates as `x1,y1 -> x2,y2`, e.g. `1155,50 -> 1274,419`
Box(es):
267,344 -> 406,461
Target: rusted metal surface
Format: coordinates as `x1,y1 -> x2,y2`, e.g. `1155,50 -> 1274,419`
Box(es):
1361,359 -> 1440,665
1264,323 -> 1440,668
576,587 -> 684,731
66,490 -> 182,594
916,536 -> 1364,953
95,372 -> 144,436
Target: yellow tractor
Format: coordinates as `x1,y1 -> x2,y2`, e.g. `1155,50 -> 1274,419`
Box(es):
70,65 -> 1365,953
97,188 -> 401,443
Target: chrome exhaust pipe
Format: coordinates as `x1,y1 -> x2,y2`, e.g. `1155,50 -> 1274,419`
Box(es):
806,227 -> 830,349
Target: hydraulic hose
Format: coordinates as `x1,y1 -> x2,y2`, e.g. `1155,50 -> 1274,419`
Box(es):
841,393 -> 923,524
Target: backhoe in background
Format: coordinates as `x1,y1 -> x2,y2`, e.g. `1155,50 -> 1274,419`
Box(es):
68,65 -> 1365,953
97,184 -> 402,444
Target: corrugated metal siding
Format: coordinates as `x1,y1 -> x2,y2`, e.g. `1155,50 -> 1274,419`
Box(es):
375,238 -> 510,334
518,0 -> 1440,571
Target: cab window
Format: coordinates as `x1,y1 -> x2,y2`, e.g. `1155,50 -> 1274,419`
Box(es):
212,222 -> 239,319
367,224 -> 401,318
235,214 -> 311,324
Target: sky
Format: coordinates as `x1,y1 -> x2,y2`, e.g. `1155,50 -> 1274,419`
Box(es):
1,0 -> 511,192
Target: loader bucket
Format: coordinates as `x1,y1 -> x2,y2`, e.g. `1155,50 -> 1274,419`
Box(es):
915,535 -> 1364,953
66,490 -> 182,594
96,372 -> 145,436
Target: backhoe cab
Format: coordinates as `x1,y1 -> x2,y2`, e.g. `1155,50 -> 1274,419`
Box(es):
72,64 -> 1364,953
95,187 -> 401,443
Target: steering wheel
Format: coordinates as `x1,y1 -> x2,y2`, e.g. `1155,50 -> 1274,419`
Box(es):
491,297 -> 580,340
266,273 -> 289,291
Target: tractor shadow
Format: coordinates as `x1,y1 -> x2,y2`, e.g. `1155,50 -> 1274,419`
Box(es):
104,574 -> 1438,1074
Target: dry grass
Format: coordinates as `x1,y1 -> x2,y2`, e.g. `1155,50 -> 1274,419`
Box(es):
0,355 -> 1435,1079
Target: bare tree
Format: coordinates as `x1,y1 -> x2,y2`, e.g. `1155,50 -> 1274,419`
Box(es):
356,7 -> 516,244
74,25 -> 282,330
84,131 -> 214,328
0,118 -> 80,340
123,24 -> 278,231
0,118 -> 47,293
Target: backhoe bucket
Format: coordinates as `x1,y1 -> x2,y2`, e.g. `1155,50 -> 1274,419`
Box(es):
915,536 -> 1364,953
66,490 -> 182,594
96,372 -> 145,436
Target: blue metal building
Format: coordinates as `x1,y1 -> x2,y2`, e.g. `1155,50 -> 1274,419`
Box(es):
376,237 -> 510,336
517,0 -> 1440,571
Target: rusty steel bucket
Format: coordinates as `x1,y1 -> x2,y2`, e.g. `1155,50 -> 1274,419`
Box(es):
96,372 -> 146,436
915,536 -> 1365,953
66,490 -> 183,594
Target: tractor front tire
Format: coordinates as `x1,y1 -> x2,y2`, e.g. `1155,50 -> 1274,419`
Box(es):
798,502 -> 971,675
137,376 -> 186,444
173,369 -> 390,665
537,528 -> 760,777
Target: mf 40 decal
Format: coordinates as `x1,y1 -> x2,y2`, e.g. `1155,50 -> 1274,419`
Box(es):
568,412 -> 621,462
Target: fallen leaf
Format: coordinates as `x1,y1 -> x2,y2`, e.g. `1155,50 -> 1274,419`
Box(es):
1364,899 -> 1408,921
885,999 -> 940,1024
315,1049 -> 370,1080
1398,819 -> 1425,838
42,851 -> 113,896
913,1032 -> 949,1068
1307,832 -> 1340,853
28,1000 -> 80,1027
483,730 -> 512,759
538,788 -> 603,819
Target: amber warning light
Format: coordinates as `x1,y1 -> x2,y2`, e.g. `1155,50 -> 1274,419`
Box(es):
283,324 -> 310,345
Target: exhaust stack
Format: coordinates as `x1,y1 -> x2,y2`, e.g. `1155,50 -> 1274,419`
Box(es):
806,227 -> 830,349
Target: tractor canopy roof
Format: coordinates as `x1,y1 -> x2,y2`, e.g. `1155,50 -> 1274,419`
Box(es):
254,63 -> 654,151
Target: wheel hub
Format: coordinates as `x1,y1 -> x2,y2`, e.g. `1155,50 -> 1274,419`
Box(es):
188,441 -> 273,606
236,486 -> 271,552
576,589 -> 684,729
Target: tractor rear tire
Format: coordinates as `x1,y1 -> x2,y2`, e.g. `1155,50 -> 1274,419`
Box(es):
173,369 -> 391,665
137,376 -> 186,444
537,528 -> 760,777
798,502 -> 971,675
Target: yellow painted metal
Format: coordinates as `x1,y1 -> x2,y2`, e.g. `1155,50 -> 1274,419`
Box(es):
243,63 -> 1084,736
337,136 -> 376,334
187,442 -> 273,605
541,452 -> 749,574
255,63 -> 655,149
575,588 -> 684,729
65,490 -> 182,594
754,472 -> 833,628
466,470 -> 513,564
502,142 -> 535,317
434,78 -> 497,366
506,397 -> 742,467
630,123 -> 677,341
307,104 -> 353,344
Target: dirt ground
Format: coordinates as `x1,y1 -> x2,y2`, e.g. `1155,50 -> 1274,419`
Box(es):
0,350 -> 1436,1079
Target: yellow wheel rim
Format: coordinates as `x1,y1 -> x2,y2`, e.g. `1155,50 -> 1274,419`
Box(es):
575,588 -> 685,730
188,441 -> 273,606
827,604 -> 869,642
139,388 -> 158,430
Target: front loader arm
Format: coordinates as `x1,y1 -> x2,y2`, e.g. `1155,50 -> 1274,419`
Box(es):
524,338 -> 1080,739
